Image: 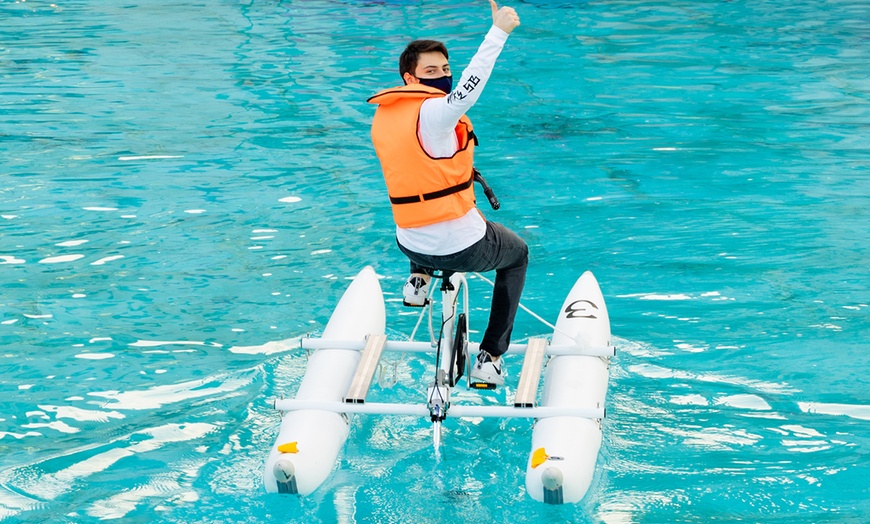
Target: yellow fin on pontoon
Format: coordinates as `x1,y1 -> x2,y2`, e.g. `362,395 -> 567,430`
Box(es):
277,441 -> 299,454
531,447 -> 549,468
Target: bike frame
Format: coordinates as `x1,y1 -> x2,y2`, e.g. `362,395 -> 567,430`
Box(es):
424,271 -> 470,453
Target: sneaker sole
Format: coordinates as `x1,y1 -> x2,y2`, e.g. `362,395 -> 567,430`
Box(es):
402,300 -> 427,308
470,369 -> 504,387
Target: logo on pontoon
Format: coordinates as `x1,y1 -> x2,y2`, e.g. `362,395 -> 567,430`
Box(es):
564,300 -> 598,319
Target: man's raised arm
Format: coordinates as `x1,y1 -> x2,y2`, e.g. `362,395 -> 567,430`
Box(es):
418,1 -> 521,142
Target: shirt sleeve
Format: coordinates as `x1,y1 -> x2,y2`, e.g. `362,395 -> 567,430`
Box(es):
417,26 -> 509,156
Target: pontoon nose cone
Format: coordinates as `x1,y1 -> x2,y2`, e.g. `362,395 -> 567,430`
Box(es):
542,467 -> 564,505
273,458 -> 298,494
273,458 -> 294,481
542,466 -> 563,489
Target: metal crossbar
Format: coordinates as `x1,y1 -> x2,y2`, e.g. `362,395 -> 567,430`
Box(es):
301,338 -> 615,357
274,399 -> 604,420
343,334 -> 387,404
514,338 -> 547,408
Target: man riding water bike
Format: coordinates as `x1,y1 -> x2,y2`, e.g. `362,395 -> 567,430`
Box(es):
369,1 -> 526,387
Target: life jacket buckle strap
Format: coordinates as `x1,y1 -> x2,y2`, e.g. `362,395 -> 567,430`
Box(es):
389,172 -> 475,205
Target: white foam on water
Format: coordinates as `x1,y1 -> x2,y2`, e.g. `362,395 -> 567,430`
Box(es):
0,256 -> 25,264
118,155 -> 183,161
783,441 -> 832,453
0,487 -> 40,519
630,363 -> 799,395
39,254 -> 85,264
56,240 -> 89,247
675,342 -> 707,353
279,196 -> 302,203
0,431 -> 43,440
669,394 -> 709,406
12,423 -> 214,504
714,394 -> 772,411
88,379 -> 247,410
641,294 -> 692,301
86,462 -> 204,520
91,255 -> 124,266
228,337 -> 300,355
781,425 -> 825,438
21,420 -> 79,434
75,353 -> 115,360
617,291 -> 732,302
656,424 -> 763,451
129,340 -> 210,348
798,401 -> 870,421
38,405 -> 125,423
616,292 -> 693,301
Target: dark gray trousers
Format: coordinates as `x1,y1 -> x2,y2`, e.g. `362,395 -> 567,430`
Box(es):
398,221 -> 528,357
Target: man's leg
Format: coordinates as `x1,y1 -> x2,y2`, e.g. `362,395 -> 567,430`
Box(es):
398,222 -> 528,353
398,222 -> 528,386
475,222 -> 528,358
463,222 -> 527,386
402,245 -> 434,307
409,261 -> 433,277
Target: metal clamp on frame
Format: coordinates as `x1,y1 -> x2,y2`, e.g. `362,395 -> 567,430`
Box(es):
427,369 -> 450,422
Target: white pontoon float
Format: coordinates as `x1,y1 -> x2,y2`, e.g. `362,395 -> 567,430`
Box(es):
263,266 -> 613,504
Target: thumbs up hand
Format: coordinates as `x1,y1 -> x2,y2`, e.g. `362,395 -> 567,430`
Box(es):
490,0 -> 520,34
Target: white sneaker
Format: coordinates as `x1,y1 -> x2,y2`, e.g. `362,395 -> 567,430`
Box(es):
470,350 -> 504,387
402,273 -> 430,307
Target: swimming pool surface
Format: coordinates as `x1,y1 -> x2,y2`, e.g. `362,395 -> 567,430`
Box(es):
2,0 -> 868,522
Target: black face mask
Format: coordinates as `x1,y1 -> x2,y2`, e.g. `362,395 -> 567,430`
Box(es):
418,75 -> 453,94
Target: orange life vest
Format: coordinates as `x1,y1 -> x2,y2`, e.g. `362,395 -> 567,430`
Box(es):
368,84 -> 478,229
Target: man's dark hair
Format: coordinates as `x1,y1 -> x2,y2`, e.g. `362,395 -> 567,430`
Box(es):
399,40 -> 449,80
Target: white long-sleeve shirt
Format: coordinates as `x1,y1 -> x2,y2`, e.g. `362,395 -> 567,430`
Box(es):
396,26 -> 509,256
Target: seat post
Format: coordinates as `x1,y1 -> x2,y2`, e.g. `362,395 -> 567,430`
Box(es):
434,270 -> 455,292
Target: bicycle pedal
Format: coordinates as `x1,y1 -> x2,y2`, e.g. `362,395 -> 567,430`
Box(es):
469,381 -> 497,390
402,299 -> 429,308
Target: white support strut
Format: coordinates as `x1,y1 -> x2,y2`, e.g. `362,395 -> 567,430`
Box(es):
273,399 -> 604,420
301,338 -> 615,357
514,338 -> 548,408
343,334 -> 387,404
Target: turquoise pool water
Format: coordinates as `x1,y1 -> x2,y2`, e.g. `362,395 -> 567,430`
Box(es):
2,0 -> 868,521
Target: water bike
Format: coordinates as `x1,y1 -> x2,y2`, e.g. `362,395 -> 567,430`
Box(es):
262,266 -> 614,504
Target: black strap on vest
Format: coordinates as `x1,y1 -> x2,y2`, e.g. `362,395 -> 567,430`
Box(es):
390,171 -> 475,205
